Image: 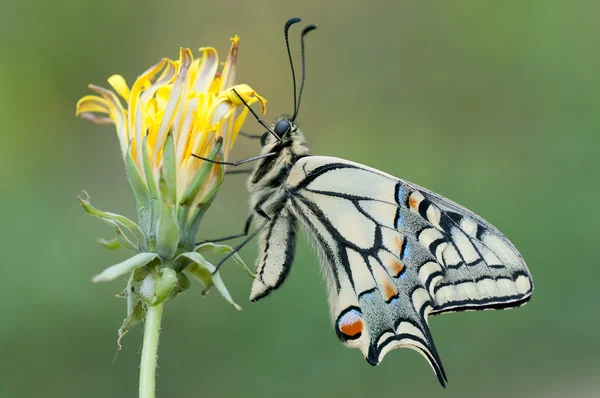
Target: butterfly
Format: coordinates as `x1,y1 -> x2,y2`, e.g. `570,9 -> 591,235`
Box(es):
196,18 -> 533,387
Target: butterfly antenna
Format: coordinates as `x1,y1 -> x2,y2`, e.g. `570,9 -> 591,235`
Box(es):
291,24 -> 317,122
284,17 -> 302,116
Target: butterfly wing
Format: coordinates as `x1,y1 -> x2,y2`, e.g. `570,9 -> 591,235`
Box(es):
249,206 -> 297,301
278,155 -> 532,385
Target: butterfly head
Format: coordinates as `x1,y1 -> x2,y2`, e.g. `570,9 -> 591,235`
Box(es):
259,115 -> 301,147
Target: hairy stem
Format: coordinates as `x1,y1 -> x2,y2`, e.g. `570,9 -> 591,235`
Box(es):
139,303 -> 164,398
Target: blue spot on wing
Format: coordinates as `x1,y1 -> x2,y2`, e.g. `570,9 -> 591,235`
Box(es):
338,308 -> 362,328
403,240 -> 411,260
395,184 -> 406,206
395,212 -> 405,229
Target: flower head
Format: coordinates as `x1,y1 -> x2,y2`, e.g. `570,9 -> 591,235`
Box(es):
76,36 -> 262,340
77,36 -> 265,232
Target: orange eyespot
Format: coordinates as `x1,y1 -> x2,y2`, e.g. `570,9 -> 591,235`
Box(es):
337,309 -> 363,339
340,319 -> 363,337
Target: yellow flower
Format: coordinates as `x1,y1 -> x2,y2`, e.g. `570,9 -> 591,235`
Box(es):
75,36 -> 263,321
76,36 -> 265,214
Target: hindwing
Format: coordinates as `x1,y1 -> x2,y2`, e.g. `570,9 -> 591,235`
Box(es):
265,155 -> 534,386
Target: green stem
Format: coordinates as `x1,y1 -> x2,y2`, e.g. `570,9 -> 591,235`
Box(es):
139,302 -> 164,398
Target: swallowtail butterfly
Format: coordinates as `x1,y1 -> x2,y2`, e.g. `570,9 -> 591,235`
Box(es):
197,18 -> 533,387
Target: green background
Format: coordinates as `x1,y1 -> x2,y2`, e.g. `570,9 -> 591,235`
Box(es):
2,1 -> 598,397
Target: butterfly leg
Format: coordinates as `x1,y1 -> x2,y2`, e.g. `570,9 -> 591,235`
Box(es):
212,213 -> 271,274
196,215 -> 254,244
238,131 -> 262,139
191,151 -> 276,166
225,168 -> 253,175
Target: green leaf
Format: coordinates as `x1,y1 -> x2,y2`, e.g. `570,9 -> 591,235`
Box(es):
78,191 -> 145,246
195,242 -> 255,278
177,251 -> 242,310
125,143 -> 150,240
117,299 -> 145,350
92,252 -> 159,283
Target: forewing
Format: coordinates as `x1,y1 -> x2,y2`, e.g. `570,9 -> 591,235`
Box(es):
284,155 -> 532,385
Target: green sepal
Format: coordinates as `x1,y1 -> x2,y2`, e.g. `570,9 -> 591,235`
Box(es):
195,242 -> 254,278
115,273 -> 137,316
180,197 -> 210,248
125,143 -> 150,239
179,137 -> 223,208
141,135 -> 161,251
156,179 -> 180,260
185,164 -> 224,232
133,266 -> 149,282
161,133 -> 177,204
153,268 -> 177,305
115,228 -> 138,252
117,299 -> 145,350
181,180 -> 222,247
126,271 -> 135,314
78,191 -> 145,248
92,252 -> 159,283
170,272 -> 191,298
97,237 -> 121,250
177,138 -> 223,246
177,251 -> 241,310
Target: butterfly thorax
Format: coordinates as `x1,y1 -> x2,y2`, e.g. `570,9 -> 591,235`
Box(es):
247,116 -> 309,218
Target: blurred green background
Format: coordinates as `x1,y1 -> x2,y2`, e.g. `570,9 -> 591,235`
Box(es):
2,0 -> 599,397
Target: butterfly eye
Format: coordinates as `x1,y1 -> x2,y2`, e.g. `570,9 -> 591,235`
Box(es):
274,119 -> 291,138
260,132 -> 269,147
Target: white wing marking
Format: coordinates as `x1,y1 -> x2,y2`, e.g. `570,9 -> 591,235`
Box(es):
460,217 -> 478,237
450,227 -> 480,264
442,244 -> 462,267
347,248 -> 376,295
300,191 -> 377,250
358,200 -> 397,230
305,166 -> 397,202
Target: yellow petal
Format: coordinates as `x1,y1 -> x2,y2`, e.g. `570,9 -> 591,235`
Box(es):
78,113 -> 114,125
219,36 -> 239,91
231,106 -> 250,146
222,84 -> 267,114
128,58 -> 170,165
154,48 -> 193,162
173,97 -> 198,164
76,95 -> 110,115
193,47 -> 219,93
88,84 -> 129,157
107,75 -> 131,100
141,63 -> 177,158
